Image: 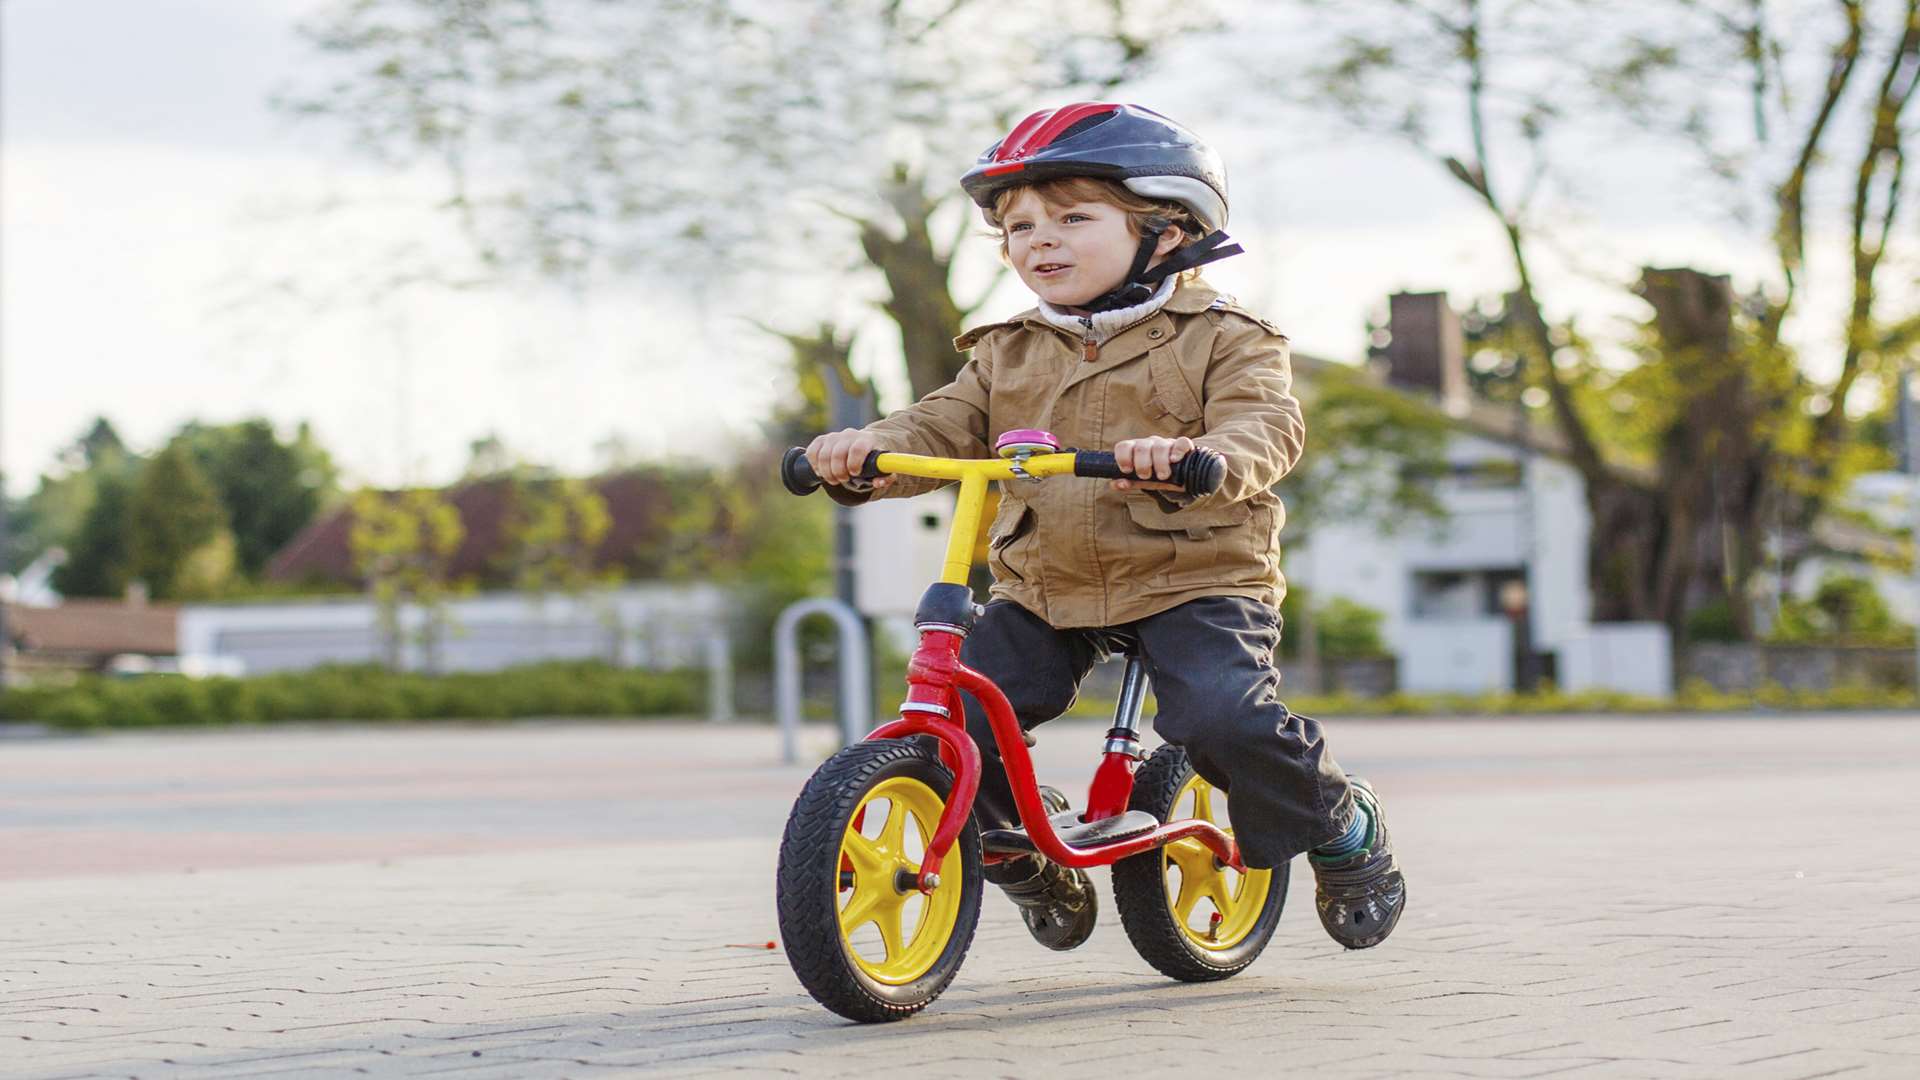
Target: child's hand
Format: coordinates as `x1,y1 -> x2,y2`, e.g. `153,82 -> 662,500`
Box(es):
805,428 -> 895,489
1111,436 -> 1197,492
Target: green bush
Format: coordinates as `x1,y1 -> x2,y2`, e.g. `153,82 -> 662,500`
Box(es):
1768,573 -> 1915,646
1316,596 -> 1388,659
1685,599 -> 1743,644
0,662 -> 703,731
1278,588 -> 1390,659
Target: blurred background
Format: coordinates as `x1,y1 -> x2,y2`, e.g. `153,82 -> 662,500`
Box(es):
8,0 -> 1920,731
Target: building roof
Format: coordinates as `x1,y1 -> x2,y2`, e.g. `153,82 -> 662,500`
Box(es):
266,471 -> 683,588
5,601 -> 180,657
1291,351 -> 1658,489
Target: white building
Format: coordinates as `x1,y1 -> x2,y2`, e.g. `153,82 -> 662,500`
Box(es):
1291,293 -> 1671,696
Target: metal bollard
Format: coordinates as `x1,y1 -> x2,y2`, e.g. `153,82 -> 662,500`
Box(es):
706,632 -> 734,724
773,598 -> 870,763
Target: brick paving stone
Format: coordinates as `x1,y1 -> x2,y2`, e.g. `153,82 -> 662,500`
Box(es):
2,716 -> 1919,1078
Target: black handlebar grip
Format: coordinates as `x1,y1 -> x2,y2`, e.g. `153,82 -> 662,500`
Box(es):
1073,447 -> 1226,497
1177,447 -> 1227,496
1072,450 -> 1126,480
781,447 -> 888,496
781,447 -> 822,495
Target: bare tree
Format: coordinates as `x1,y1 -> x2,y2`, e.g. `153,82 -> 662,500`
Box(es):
285,0 -> 1219,399
1289,0 -> 1920,641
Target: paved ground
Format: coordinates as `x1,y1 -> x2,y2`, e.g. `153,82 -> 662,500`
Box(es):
2,713 -> 1918,1079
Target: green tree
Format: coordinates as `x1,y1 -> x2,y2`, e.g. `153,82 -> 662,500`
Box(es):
17,418 -> 136,573
50,469 -> 136,599
126,444 -> 234,600
463,434 -> 514,481
503,474 -> 613,597
349,488 -> 467,670
173,419 -> 339,578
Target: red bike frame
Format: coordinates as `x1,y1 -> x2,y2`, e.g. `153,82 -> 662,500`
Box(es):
870,627 -> 1244,893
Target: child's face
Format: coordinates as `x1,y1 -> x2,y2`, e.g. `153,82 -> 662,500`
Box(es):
1002,188 -> 1154,311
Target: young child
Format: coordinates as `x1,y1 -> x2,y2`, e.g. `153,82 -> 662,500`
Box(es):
805,103 -> 1405,951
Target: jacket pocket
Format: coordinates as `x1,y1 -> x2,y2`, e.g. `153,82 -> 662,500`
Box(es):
1125,497 -> 1250,588
987,501 -> 1036,584
1145,348 -> 1205,426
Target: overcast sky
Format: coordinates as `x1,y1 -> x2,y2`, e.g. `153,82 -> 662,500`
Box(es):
0,0 -> 1863,498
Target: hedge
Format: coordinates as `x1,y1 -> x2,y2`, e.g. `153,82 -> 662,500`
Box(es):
0,662 -> 704,731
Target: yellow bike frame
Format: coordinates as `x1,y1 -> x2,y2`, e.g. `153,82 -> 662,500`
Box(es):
869,451 -> 1081,585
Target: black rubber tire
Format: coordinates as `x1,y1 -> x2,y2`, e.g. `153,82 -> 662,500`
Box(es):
1111,745 -> 1288,982
775,739 -> 983,1022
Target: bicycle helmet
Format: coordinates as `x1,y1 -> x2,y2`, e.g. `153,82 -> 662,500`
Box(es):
961,103 -> 1242,312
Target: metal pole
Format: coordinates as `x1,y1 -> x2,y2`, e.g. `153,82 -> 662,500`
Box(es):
0,0 -> 10,689
1901,367 -> 1920,698
825,363 -> 877,723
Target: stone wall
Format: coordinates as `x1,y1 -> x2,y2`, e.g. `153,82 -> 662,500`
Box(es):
1278,657 -> 1399,697
1681,644 -> 1917,693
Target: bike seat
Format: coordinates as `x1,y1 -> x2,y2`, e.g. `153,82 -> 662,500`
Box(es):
1084,628 -> 1140,661
981,808 -> 1161,856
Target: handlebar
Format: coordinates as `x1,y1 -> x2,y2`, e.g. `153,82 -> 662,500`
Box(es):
780,445 -> 1226,499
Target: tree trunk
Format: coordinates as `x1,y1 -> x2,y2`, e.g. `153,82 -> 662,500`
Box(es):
860,173 -> 969,399
1637,266 -> 1771,640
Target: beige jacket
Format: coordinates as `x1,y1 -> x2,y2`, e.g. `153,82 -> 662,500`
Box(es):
849,278 -> 1304,628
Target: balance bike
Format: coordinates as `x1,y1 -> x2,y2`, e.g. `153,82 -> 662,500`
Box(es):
774,431 -> 1288,1022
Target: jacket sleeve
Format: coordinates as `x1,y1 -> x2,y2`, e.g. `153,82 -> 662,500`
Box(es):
822,334 -> 997,504
1181,313 -> 1306,509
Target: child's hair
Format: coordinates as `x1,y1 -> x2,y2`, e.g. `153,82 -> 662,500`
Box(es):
984,176 -> 1206,262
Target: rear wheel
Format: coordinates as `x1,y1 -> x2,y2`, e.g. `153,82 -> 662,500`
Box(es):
775,739 -> 982,1022
1112,745 -> 1287,981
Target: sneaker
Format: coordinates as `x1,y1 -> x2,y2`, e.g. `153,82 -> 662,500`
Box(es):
1309,777 -> 1406,949
983,786 -> 1098,951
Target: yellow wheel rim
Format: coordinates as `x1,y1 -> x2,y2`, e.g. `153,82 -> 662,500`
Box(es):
1162,774 -> 1273,951
837,776 -> 963,985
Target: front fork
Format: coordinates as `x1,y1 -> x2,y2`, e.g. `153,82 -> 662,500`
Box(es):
865,583 -> 985,894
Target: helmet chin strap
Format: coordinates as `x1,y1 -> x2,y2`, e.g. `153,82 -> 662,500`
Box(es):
1079,216 -> 1247,313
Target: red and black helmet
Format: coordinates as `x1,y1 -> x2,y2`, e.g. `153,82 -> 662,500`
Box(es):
960,102 -> 1230,233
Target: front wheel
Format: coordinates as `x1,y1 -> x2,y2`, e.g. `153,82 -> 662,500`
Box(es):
775,739 -> 982,1022
1112,745 -> 1287,981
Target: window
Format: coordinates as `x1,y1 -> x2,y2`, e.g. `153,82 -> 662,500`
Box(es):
1412,567 -> 1528,619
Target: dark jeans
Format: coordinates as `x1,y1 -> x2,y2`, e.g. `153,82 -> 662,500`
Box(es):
956,596 -> 1353,869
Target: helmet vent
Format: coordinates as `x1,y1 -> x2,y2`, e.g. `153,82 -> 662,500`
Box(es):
1055,112 -> 1116,142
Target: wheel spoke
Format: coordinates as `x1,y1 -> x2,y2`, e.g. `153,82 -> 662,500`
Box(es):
1207,872 -> 1236,921
878,798 -> 910,857
841,829 -> 887,878
873,896 -> 909,961
1192,781 -> 1216,823
839,879 -> 882,937
1171,864 -> 1207,925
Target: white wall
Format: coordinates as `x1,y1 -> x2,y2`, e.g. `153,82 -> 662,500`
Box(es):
853,490 -> 954,618
1400,619 -> 1512,692
1556,624 -> 1672,696
179,584 -> 730,675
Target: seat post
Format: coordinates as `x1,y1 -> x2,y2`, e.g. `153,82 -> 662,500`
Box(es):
1107,655 -> 1150,754
1086,654 -> 1150,821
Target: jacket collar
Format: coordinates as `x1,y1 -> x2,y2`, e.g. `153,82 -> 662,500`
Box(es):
953,278 -> 1224,352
